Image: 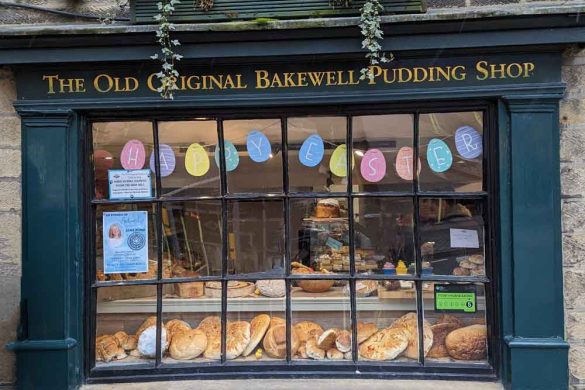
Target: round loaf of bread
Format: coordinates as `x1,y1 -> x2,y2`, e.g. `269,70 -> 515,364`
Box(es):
169,329 -> 207,360
165,319 -> 191,342
327,347 -> 344,360
335,330 -> 352,353
96,335 -> 127,363
435,314 -> 463,328
305,338 -> 325,360
427,322 -> 460,359
256,280 -> 286,298
357,322 -> 378,344
137,325 -> 168,358
445,324 -> 487,360
113,331 -> 137,351
317,328 -> 338,350
263,324 -> 299,359
390,313 -> 433,359
136,316 -> 157,338
294,321 -> 324,344
270,316 -> 286,329
358,328 -> 409,361
226,321 -> 251,360
242,314 -> 271,357
197,316 -> 221,339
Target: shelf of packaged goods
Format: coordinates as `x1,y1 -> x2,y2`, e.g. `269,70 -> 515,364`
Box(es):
97,287 -> 486,314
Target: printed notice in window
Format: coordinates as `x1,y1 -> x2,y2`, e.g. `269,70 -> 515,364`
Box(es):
103,211 -> 149,274
108,169 -> 152,200
450,228 -> 480,249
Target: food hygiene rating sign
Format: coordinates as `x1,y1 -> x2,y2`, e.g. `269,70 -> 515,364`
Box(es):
434,284 -> 478,313
17,53 -> 560,100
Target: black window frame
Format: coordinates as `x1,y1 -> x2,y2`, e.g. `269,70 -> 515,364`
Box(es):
84,100 -> 500,383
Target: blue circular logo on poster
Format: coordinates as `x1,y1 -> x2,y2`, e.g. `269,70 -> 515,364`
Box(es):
127,232 -> 146,251
246,131 -> 272,163
299,134 -> 324,167
455,126 -> 482,160
214,141 -> 240,172
426,138 -> 453,173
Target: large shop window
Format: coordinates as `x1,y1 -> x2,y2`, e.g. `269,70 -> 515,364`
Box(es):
89,109 -> 495,378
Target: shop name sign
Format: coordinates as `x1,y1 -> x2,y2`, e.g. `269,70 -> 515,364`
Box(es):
18,53 -> 560,100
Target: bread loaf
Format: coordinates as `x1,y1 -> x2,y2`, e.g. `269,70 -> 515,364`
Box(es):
305,338 -> 326,360
327,347 -> 344,360
137,325 -> 168,358
335,330 -> 352,353
427,322 -> 460,358
263,324 -> 299,359
256,280 -> 286,298
242,314 -> 271,357
169,329 -> 207,360
317,329 -> 338,350
357,322 -> 378,344
96,335 -> 127,363
390,313 -> 433,359
358,328 -> 408,361
165,319 -> 191,343
294,321 -> 324,344
113,331 -> 137,351
136,316 -> 157,338
445,325 -> 487,360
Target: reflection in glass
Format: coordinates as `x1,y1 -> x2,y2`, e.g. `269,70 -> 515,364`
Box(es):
418,112 -> 484,192
95,285 -> 158,367
352,197 -> 415,275
227,200 -> 285,275
357,279 -> 423,362
162,282 -> 222,363
95,203 -> 160,282
223,119 -> 283,194
291,280 -> 351,360
290,198 -> 349,274
287,116 -> 347,193
418,198 -> 485,277
162,201 -> 222,278
92,121 -> 155,200
424,283 -> 488,364
352,114 -> 415,193
158,120 -> 220,197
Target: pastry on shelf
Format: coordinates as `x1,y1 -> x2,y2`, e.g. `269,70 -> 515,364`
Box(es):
390,312 -> 433,359
315,198 -> 341,218
445,324 -> 487,360
357,322 -> 378,344
255,279 -> 286,298
96,335 -> 127,363
205,280 -> 255,298
294,321 -> 324,344
113,331 -> 137,351
358,328 -> 408,361
454,255 -> 485,276
263,324 -> 299,359
205,321 -> 251,360
169,329 -> 207,360
335,330 -> 352,353
382,262 -> 396,275
242,314 -> 271,357
165,319 -> 192,343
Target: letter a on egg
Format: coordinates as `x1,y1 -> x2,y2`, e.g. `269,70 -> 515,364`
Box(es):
246,131 -> 271,163
185,143 -> 210,177
330,144 -> 354,177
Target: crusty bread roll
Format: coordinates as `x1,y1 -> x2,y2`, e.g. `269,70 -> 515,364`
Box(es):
137,325 -> 168,358
317,328 -> 338,350
390,313 -> 433,359
270,316 -> 286,329
305,338 -> 325,360
335,330 -> 352,353
96,335 -> 127,363
327,347 -> 344,360
435,314 -> 463,328
427,322 -> 460,358
297,343 -> 308,359
445,324 -> 487,360
357,322 -> 378,344
256,280 -> 286,298
358,328 -> 408,361
113,331 -> 137,351
263,324 -> 299,359
242,314 -> 271,357
203,321 -> 250,360
136,316 -> 157,338
169,329 -> 207,360
294,321 -> 324,344
165,319 -> 191,343
198,316 -> 221,339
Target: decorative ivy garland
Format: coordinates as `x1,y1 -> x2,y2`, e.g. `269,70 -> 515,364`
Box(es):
358,0 -> 392,80
152,0 -> 183,99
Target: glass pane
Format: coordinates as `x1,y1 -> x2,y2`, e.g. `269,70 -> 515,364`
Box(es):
162,201 -> 222,278
227,200 -> 284,276
291,279 -> 351,361
158,120 -> 220,197
162,282 -> 222,363
353,197 -> 415,275
227,279 -> 286,361
92,121 -> 155,200
96,204 -> 160,282
418,198 -> 485,277
357,279 -> 423,362
287,116 -> 348,193
352,114 -> 415,193
424,283 -> 488,364
290,198 -> 349,275
95,285 -> 157,367
418,112 -> 484,192
223,119 -> 283,194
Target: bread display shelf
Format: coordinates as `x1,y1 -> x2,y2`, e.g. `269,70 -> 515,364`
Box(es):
97,287 -> 486,314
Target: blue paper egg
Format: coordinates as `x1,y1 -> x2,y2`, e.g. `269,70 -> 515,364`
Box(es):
426,138 -> 453,173
246,131 -> 272,163
214,141 -> 240,172
299,134 -> 324,167
455,126 -> 483,160
149,144 -> 176,177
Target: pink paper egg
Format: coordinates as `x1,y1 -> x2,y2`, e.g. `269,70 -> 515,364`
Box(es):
395,146 -> 420,181
360,149 -> 386,183
120,139 -> 146,170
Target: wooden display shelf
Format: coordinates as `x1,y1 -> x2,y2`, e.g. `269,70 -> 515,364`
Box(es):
97,286 -> 486,314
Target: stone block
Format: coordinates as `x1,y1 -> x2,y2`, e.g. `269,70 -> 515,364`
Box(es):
570,345 -> 585,383
567,311 -> 585,341
0,149 -> 20,178
0,77 -> 16,115
0,116 -> 21,148
561,126 -> 585,162
562,201 -> 585,233
0,262 -> 19,386
563,233 -> 585,268
565,269 -> 585,310
561,99 -> 585,129
0,213 -> 21,264
0,182 -> 21,212
563,66 -> 585,98
562,164 -> 585,197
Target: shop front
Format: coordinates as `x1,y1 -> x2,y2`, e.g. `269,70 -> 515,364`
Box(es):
3,13 -> 579,390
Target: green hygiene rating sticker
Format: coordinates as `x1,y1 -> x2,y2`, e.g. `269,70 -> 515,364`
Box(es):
434,285 -> 477,313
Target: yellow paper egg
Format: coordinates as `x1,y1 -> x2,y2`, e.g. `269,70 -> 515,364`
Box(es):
185,143 -> 210,177
329,144 -> 355,177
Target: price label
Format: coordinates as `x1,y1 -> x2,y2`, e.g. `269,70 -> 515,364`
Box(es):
434,284 -> 477,313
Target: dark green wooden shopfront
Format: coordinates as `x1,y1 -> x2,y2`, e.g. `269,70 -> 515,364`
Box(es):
2,8 -> 584,390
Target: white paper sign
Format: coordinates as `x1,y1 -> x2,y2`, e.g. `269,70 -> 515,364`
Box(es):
450,228 -> 480,249
108,169 -> 153,200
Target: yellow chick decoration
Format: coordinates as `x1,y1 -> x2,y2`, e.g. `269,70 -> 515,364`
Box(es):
255,348 -> 263,359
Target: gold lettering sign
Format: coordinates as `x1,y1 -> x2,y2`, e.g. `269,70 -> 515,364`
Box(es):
41,60 -> 537,96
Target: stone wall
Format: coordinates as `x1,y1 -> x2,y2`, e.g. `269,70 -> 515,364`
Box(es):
0,67 -> 20,388
562,46 -> 585,390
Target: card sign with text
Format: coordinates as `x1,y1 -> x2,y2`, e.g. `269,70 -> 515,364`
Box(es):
450,228 -> 480,249
108,169 -> 152,200
103,211 -> 148,274
434,284 -> 477,313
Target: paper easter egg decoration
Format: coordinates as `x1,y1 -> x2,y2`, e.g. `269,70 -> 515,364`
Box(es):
360,149 -> 386,183
455,126 -> 483,160
329,144 -> 355,177
214,141 -> 240,172
395,146 -> 422,181
299,134 -> 325,167
426,138 -> 453,173
246,131 -> 272,163
185,143 -> 210,177
120,140 -> 146,170
149,144 -> 176,177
